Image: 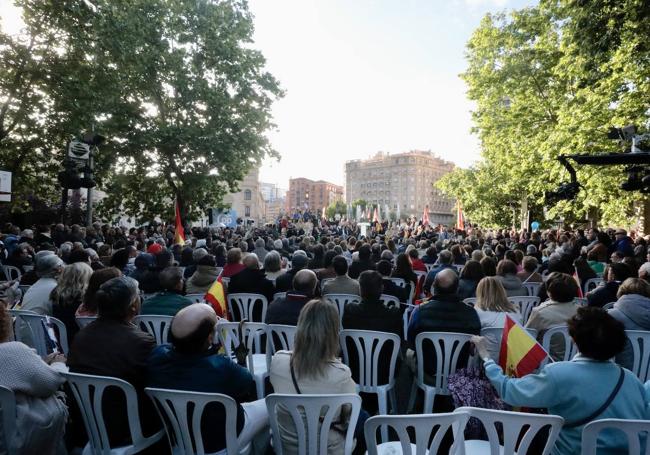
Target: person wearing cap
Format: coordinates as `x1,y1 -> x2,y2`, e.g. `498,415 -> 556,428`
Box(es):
613,229 -> 634,257
186,254 -> 221,294
146,303 -> 268,453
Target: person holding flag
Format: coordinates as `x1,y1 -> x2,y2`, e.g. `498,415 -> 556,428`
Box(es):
472,306 -> 650,455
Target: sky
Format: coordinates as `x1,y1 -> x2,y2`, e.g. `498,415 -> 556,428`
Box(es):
249,0 -> 537,187
1,0 -> 537,188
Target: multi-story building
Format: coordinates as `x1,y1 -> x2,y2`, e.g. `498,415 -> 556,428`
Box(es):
287,178 -> 343,212
260,182 -> 287,221
345,150 -> 455,225
222,166 -> 266,224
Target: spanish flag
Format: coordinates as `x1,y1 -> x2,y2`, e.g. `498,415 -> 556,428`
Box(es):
456,201 -> 465,231
174,197 -> 185,246
499,315 -> 549,377
205,277 -> 228,319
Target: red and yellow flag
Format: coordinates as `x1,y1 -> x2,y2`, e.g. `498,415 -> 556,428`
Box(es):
499,315 -> 549,377
456,201 -> 465,231
174,197 -> 185,246
205,277 -> 228,319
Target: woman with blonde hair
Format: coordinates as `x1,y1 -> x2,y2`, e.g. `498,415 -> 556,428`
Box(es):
50,261 -> 93,345
269,298 -> 365,454
475,276 -> 521,361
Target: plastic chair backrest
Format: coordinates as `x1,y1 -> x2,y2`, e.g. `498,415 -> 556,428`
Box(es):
62,372 -> 161,454
323,294 -> 361,316
184,293 -> 206,304
76,316 -> 97,329
134,315 -> 173,346
268,324 -> 297,353
541,325 -> 577,364
507,296 -> 540,324
425,264 -> 434,272
364,412 -> 469,455
339,329 -> 401,390
2,266 -> 21,281
145,388 -> 241,455
585,278 -> 605,293
0,385 -> 16,455
226,293 -> 268,322
216,321 -> 270,374
320,278 -> 335,292
266,393 -> 361,455
625,330 -> 650,382
402,304 -> 417,341
457,406 -> 563,455
17,313 -> 69,356
581,418 -> 650,455
389,278 -> 407,288
379,294 -> 401,310
414,332 -> 473,395
273,292 -> 287,301
523,282 -> 541,297
463,298 -> 477,306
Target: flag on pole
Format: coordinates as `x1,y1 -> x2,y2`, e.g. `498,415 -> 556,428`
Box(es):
174,197 -> 185,246
205,277 -> 228,318
422,204 -> 430,226
499,314 -> 549,377
322,206 -> 326,220
456,201 -> 465,231
373,206 -> 380,223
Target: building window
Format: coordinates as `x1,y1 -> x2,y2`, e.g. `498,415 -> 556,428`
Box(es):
244,189 -> 252,201
245,206 -> 251,217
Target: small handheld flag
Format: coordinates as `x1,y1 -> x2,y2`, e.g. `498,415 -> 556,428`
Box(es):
499,315 -> 549,377
205,277 -> 228,318
174,197 -> 186,246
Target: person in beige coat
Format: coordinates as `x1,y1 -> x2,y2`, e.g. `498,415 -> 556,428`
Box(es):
270,298 -> 366,454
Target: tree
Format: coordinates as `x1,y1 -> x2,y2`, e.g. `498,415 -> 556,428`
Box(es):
438,2 -> 650,228
325,200 -> 346,219
2,0 -> 283,223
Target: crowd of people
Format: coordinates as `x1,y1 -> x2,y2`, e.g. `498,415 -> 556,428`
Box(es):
1,217 -> 650,454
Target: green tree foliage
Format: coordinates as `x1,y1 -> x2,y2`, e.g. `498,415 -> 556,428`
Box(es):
325,200 -> 346,219
1,0 -> 282,223
350,199 -> 368,211
437,0 -> 650,227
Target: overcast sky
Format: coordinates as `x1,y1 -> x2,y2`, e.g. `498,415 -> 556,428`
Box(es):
1,0 -> 536,188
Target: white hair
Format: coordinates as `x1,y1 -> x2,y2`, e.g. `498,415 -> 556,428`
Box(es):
639,262 -> 650,278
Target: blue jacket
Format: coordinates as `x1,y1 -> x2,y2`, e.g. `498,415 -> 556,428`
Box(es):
423,264 -> 455,294
146,345 -> 256,453
485,356 -> 650,455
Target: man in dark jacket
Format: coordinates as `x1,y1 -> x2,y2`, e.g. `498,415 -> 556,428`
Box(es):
147,303 -> 266,453
423,249 -> 456,294
227,254 -> 275,304
67,276 -> 160,449
274,253 -> 309,293
348,244 -> 376,279
265,269 -> 317,326
587,262 -> 632,308
376,260 -> 409,303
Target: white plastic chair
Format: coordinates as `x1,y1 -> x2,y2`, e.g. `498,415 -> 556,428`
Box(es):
507,296 -> 540,325
575,297 -> 588,306
134,315 -> 173,346
402,303 -> 417,341
582,418 -> 650,455
320,278 -> 335,292
454,265 -> 464,275
364,412 -> 469,455
523,282 -> 541,297
0,385 -> 16,455
227,293 -> 268,322
221,276 -> 231,288
76,316 -> 98,329
216,321 -> 270,399
145,388 -> 250,455
625,330 -> 650,382
265,393 -> 361,455
457,406 -> 564,455
408,332 -> 473,414
268,324 -> 297,353
323,294 -> 361,328
185,293 -> 206,304
339,329 -> 401,441
425,264 -> 434,273
62,372 -> 164,455
273,292 -> 287,301
463,298 -> 477,306
541,325 -> 577,365
585,277 -> 605,293
2,265 -> 21,281
479,326 -> 538,364
15,312 -> 69,356
379,294 -> 401,310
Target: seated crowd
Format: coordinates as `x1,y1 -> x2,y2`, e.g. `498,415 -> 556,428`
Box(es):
2,220 -> 650,454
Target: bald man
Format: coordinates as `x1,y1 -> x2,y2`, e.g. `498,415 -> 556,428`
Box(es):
407,268 -> 481,347
146,303 -> 269,452
265,269 -> 318,326
227,252 -> 276,313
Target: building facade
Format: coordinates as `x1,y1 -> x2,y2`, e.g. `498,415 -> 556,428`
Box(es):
286,178 -> 343,212
222,166 -> 266,224
345,150 -> 455,225
260,182 -> 287,222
